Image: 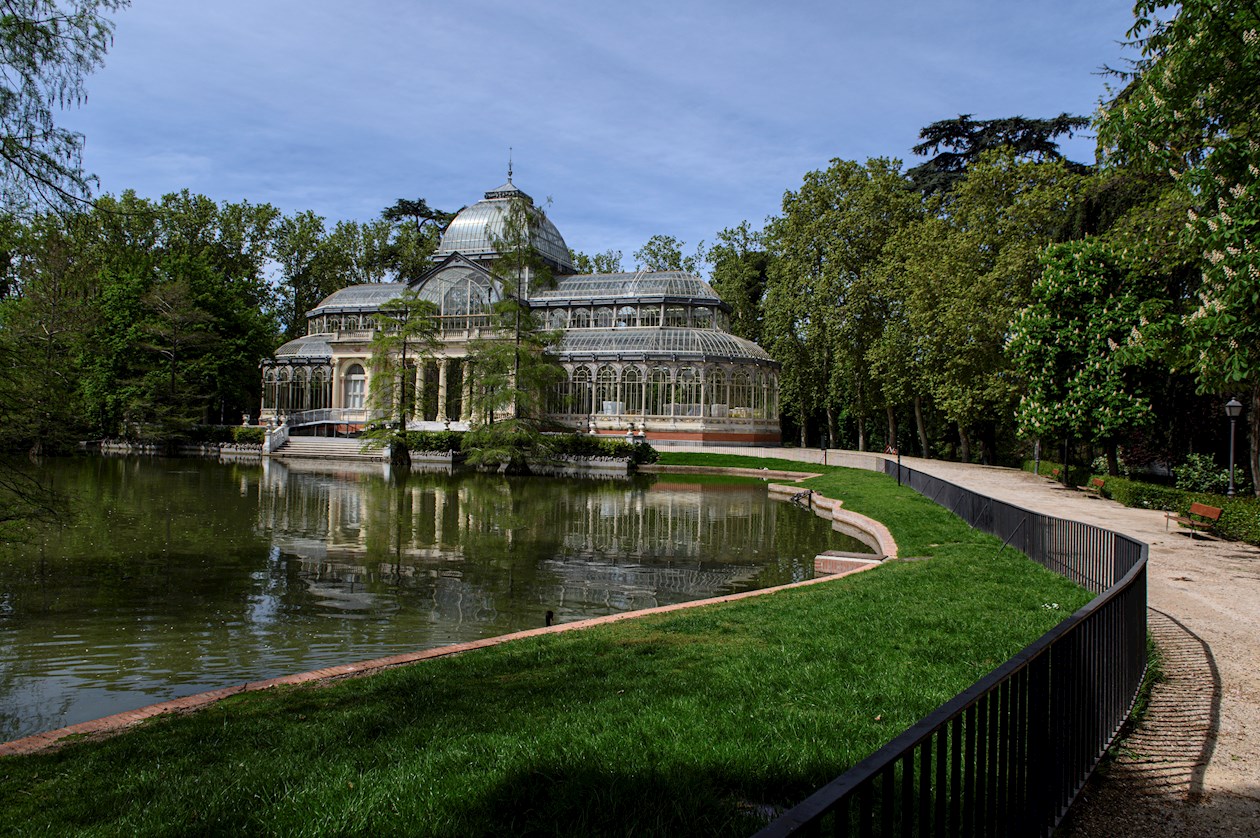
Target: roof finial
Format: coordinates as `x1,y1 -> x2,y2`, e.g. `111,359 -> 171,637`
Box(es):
507,147 -> 513,183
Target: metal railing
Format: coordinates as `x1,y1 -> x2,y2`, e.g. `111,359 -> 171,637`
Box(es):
758,461 -> 1147,837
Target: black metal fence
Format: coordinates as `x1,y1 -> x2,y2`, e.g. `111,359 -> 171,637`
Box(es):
758,461 -> 1148,837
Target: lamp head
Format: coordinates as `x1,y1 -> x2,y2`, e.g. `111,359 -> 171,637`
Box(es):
1226,398 -> 1243,419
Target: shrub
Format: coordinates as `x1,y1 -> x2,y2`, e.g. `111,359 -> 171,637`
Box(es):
1096,476 -> 1260,546
1172,452 -> 1249,495
1097,476 -> 1184,511
404,430 -> 464,452
548,433 -> 659,465
230,426 -> 265,445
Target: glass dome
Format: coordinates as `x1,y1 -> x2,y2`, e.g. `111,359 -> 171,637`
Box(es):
274,335 -> 332,359
435,180 -> 574,273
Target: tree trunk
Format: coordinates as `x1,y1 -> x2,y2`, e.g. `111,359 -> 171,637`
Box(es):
958,423 -> 971,464
914,396 -> 929,458
826,408 -> 838,449
799,405 -> 807,448
1106,440 -> 1120,477
886,405 -> 897,452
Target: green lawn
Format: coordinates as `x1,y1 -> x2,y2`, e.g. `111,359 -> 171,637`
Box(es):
0,460 -> 1093,836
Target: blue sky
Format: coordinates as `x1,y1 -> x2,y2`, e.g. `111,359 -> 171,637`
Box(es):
62,0 -> 1139,271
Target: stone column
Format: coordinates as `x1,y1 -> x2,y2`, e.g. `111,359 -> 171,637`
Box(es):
436,359 -> 449,422
461,360 -> 473,422
699,367 -> 708,419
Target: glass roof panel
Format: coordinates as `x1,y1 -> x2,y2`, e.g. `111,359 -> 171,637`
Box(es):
535,272 -> 721,302
556,328 -> 774,362
308,283 -> 405,313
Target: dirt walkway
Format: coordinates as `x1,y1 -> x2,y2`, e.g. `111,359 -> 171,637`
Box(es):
892,457 -> 1260,835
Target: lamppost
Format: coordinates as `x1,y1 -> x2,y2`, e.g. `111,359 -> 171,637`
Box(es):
1226,398 -> 1242,497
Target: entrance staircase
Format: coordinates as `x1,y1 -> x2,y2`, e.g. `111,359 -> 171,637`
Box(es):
271,436 -> 386,461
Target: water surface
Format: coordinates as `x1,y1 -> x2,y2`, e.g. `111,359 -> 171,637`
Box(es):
0,456 -> 863,740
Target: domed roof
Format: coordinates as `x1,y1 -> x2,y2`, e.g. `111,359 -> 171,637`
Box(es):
435,179 -> 574,273
307,283 -> 405,314
535,272 -> 723,304
274,334 -> 332,360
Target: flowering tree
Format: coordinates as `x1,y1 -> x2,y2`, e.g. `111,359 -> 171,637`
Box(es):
1097,0 -> 1260,492
1008,239 -> 1164,472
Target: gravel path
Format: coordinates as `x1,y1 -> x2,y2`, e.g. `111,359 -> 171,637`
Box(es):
896,457 -> 1260,836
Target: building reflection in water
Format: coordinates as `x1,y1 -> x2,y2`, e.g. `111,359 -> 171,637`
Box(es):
257,459 -> 854,633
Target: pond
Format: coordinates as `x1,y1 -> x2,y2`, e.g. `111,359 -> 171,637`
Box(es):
0,456 -> 867,741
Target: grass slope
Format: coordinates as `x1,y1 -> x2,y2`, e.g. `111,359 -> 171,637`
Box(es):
0,461 -> 1093,836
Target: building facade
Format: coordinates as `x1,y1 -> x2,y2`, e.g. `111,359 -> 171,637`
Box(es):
260,178 -> 780,445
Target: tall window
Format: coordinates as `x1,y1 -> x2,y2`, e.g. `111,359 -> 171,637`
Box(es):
595,365 -> 618,413
646,367 -> 671,416
345,363 -> 366,410
623,366 -> 643,414
616,306 -> 636,328
665,305 -> 687,327
572,366 -> 593,416
708,368 -> 727,414
571,308 -> 591,328
640,305 -> 661,327
677,367 -> 700,416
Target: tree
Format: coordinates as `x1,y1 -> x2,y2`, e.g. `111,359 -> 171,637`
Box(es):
569,248 -> 623,274
763,157 -> 920,449
707,221 -> 769,345
463,195 -> 565,473
633,234 -> 702,273
1097,0 -> 1260,493
363,289 -> 439,463
0,0 -> 129,214
908,113 -> 1090,195
1008,238 -> 1164,472
892,150 -> 1088,462
0,210 -> 96,455
380,197 -> 448,284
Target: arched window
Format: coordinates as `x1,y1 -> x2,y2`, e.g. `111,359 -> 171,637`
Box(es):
345,363 -> 366,410
276,368 -> 292,413
622,366 -> 643,414
677,367 -> 700,416
549,309 -> 568,330
595,365 -> 618,413
640,305 -> 661,327
616,306 -> 636,328
311,367 -> 330,410
572,365 -> 593,416
594,307 -> 614,328
692,307 -> 714,329
646,367 -> 671,416
570,308 -> 591,328
665,305 -> 688,327
293,367 -> 310,411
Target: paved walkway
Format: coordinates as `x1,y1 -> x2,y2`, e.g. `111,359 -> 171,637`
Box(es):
695,445 -> 1260,835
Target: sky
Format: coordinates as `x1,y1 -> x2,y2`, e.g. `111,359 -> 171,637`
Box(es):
61,0 -> 1140,272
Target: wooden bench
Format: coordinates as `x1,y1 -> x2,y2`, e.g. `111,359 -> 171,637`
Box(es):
1166,502 -> 1223,539
1085,477 -> 1105,496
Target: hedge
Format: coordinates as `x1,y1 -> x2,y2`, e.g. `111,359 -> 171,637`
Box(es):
1093,475 -> 1260,546
1021,459 -> 1092,486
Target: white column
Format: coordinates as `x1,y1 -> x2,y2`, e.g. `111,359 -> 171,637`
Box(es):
437,359 -> 449,422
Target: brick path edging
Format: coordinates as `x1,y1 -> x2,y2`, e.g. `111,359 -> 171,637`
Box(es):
0,553 -> 883,758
